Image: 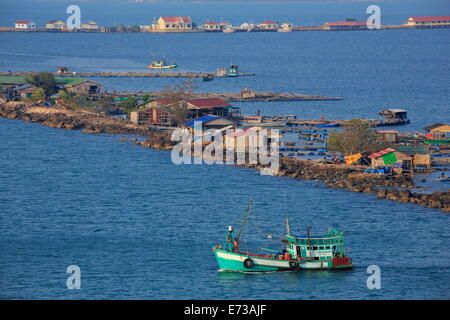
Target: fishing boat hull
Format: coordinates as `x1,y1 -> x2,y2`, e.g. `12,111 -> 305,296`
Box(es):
213,248 -> 297,273
299,259 -> 354,270
147,65 -> 177,70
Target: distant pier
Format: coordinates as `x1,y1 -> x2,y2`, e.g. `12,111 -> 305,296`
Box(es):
115,90 -> 343,102
0,71 -> 255,79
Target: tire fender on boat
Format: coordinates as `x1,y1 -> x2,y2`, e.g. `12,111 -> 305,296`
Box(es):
243,258 -> 254,269
289,260 -> 299,269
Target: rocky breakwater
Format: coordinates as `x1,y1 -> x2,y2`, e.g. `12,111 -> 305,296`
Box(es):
2,104 -> 448,212
0,104 -> 174,148
240,157 -> 449,212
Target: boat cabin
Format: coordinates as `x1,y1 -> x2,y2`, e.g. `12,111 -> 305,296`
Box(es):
284,229 -> 351,267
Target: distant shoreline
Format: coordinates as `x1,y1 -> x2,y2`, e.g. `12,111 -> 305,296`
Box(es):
1,24 -> 449,33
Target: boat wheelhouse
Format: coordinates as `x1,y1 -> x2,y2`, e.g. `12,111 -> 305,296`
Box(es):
228,65 -> 239,77
284,229 -> 353,269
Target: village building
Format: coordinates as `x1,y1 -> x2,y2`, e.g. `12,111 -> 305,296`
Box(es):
65,79 -> 103,95
153,17 -> 193,31
219,22 -> 232,29
0,75 -> 103,100
405,16 -> 450,27
186,98 -> 238,118
130,98 -> 239,127
322,21 -> 367,31
8,84 -> 38,100
423,123 -> 450,140
377,130 -> 399,143
378,108 -> 409,125
203,21 -> 220,30
368,147 -> 432,174
130,105 -> 174,126
240,88 -> 256,99
396,145 -> 432,169
224,126 -> 281,153
81,20 -> 99,31
45,20 -> 66,31
240,23 -> 255,31
258,21 -> 279,30
368,148 -> 413,174
14,20 -> 36,31
278,23 -> 293,32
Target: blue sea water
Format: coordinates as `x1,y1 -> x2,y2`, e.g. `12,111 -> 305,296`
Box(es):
0,0 -> 450,299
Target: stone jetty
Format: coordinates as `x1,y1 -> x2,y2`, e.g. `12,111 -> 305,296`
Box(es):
0,103 -> 448,212
0,71 -> 255,79
116,90 -> 342,102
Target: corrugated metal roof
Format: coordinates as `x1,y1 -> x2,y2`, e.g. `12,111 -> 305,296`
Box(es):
184,115 -> 222,128
187,98 -> 232,109
368,148 -> 396,159
385,108 -> 407,113
423,123 -> 448,131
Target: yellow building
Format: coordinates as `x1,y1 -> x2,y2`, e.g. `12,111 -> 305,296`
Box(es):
153,17 -> 193,31
258,21 -> 279,30
424,123 -> 450,139
81,20 -> 99,31
45,20 -> 66,31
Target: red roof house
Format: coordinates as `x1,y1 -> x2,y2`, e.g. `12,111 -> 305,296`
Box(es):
406,16 -> 450,26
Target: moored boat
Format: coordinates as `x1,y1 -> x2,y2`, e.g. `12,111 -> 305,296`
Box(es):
227,65 -> 239,77
147,58 -> 177,70
212,203 -> 354,272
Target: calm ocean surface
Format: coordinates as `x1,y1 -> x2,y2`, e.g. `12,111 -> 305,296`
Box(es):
0,0 -> 449,299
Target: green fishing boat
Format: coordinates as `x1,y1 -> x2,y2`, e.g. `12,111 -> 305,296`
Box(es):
227,64 -> 239,77
212,202 -> 354,272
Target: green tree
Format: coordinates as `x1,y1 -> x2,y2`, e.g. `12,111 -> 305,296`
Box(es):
96,96 -> 116,113
58,89 -> 75,105
141,94 -> 151,104
327,119 -> 388,156
118,96 -> 138,112
129,25 -> 141,33
29,88 -> 46,103
26,72 -> 58,97
161,77 -> 197,126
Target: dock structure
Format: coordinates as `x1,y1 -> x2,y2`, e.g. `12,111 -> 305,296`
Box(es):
114,91 -> 343,102
0,71 -> 255,79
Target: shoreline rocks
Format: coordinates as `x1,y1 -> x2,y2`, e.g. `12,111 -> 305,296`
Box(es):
1,104 -> 448,212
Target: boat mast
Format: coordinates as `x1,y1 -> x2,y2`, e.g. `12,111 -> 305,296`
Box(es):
284,216 -> 291,236
236,200 -> 252,242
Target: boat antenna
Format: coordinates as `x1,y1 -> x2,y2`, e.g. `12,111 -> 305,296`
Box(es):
236,199 -> 252,242
283,190 -> 291,236
306,226 -> 312,259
